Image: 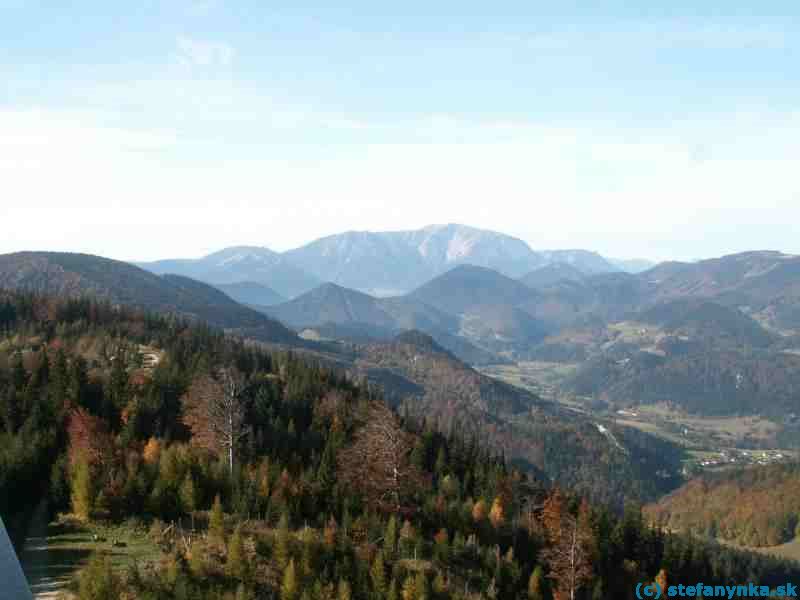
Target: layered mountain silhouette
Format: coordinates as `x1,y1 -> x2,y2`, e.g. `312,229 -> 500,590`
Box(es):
0,252 -> 297,343
136,224 -> 645,299
138,246 -> 321,299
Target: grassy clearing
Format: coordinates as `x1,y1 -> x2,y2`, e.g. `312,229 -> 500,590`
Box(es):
21,514 -> 162,599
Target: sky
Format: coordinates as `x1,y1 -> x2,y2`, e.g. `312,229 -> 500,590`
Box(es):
1,1 -> 798,263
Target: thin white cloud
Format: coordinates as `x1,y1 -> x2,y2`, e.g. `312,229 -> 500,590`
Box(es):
512,22 -> 789,52
175,36 -> 236,67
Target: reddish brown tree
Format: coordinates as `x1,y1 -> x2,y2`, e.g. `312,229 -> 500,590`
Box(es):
541,490 -> 594,600
182,367 -> 249,472
67,407 -> 114,468
337,401 -> 427,513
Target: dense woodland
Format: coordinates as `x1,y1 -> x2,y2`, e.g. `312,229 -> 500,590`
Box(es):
646,462 -> 800,547
356,332 -> 686,510
1,291 -> 799,599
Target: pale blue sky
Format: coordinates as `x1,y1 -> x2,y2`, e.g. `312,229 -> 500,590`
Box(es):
1,1 -> 798,261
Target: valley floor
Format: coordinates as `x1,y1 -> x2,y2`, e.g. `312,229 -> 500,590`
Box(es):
479,360 -> 800,474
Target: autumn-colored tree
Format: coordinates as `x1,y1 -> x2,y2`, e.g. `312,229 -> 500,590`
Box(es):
401,576 -> 416,600
489,496 -> 506,528
209,494 -> 225,546
337,401 -> 427,513
282,559 -> 299,600
142,437 -> 161,465
71,449 -> 94,520
472,499 -> 488,523
655,568 -> 668,595
337,579 -> 352,600
541,491 -> 594,600
182,367 -> 249,472
528,566 -> 545,600
324,516 -> 338,550
399,519 -> 416,558
189,542 -> 206,578
384,515 -> 398,560
227,524 -> 247,580
67,407 -> 114,469
370,551 -> 387,597
274,512 -> 291,569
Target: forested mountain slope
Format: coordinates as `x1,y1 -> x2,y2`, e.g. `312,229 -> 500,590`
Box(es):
0,251 -> 298,343
645,463 -> 800,547
1,290 -> 798,600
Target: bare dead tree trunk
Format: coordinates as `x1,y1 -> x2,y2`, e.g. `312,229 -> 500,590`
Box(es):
182,367 -> 249,475
338,401 -> 428,514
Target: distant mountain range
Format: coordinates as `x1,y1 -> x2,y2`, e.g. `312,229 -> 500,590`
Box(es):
5,243 -> 799,499
138,246 -> 321,299
136,224 -> 649,298
4,239 -> 800,424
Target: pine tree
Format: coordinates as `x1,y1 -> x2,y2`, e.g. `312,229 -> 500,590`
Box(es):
282,559 -> 299,600
209,494 -> 226,546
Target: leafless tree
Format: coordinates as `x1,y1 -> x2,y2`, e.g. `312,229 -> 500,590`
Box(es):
541,493 -> 594,600
338,401 -> 428,514
182,367 -> 249,472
